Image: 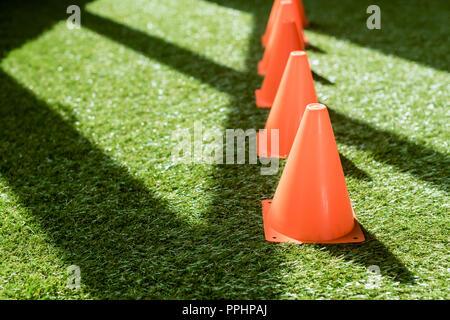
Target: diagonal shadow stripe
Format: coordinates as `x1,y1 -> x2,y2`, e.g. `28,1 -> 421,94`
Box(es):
328,107 -> 450,193
0,0 -> 93,60
82,10 -> 256,96
304,0 -> 450,72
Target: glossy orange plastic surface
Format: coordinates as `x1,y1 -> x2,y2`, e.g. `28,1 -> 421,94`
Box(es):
261,0 -> 307,49
257,51 -> 317,158
255,21 -> 302,108
259,1 -> 306,75
261,0 -> 281,48
262,104 -> 365,244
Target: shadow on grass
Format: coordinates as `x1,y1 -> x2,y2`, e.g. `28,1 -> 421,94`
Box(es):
0,70 -> 172,298
304,0 -> 450,72
0,0 -> 89,59
340,154 -> 371,181
306,43 -> 326,54
312,70 -> 335,85
320,226 -> 415,283
0,0 -> 285,299
0,63 -> 285,299
328,107 -> 450,193
82,11 -> 256,97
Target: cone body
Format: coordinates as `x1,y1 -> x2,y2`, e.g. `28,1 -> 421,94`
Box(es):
261,0 -> 307,49
261,0 -> 281,48
255,21 -> 302,108
266,104 -> 356,241
258,1 -> 305,75
258,51 -> 317,158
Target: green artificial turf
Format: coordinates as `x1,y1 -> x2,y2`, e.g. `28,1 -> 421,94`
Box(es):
0,0 -> 449,299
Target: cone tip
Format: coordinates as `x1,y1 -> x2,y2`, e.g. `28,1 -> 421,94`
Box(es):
307,103 -> 326,111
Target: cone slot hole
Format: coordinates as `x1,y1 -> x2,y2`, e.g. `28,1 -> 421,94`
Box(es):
291,51 -> 306,56
307,103 -> 326,110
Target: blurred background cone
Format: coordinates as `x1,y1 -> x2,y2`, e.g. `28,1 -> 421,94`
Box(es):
262,103 -> 365,244
255,21 -> 302,108
261,0 -> 308,50
257,51 -> 317,158
258,0 -> 305,75
261,0 -> 281,48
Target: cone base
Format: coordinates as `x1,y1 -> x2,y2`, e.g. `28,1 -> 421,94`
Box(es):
255,89 -> 272,108
261,200 -> 365,244
256,131 -> 288,159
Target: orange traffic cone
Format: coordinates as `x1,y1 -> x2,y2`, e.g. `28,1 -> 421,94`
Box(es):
262,103 -> 365,244
255,21 -> 302,108
261,0 -> 281,48
298,0 -> 310,27
258,0 -> 305,76
257,51 -> 317,158
261,0 -> 308,49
